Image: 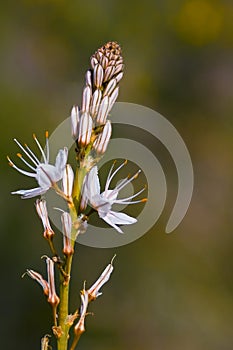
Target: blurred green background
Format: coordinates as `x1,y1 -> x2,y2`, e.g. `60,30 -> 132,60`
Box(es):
1,0 -> 233,349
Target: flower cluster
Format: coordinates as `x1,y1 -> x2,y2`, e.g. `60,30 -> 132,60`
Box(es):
71,41 -> 124,156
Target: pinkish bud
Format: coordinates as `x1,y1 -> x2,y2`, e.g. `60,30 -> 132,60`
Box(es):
46,257 -> 60,307
61,212 -> 74,256
35,199 -> 55,240
78,112 -> 93,147
93,121 -> 112,154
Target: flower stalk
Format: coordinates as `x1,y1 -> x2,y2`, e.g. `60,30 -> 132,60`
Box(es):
8,41 -> 146,350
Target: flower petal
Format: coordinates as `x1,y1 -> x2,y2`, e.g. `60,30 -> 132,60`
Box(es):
36,164 -> 60,188
102,210 -> 137,233
55,147 -> 68,173
86,166 -> 100,199
12,187 -> 47,199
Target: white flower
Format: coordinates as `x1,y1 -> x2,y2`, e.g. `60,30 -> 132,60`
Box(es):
8,132 -> 68,199
82,161 -> 146,233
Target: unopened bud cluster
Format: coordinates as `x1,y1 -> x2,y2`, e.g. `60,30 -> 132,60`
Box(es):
71,41 -> 124,155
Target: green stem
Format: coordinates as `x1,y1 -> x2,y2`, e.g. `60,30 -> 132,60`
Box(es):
72,166 -> 88,209
57,150 -> 94,349
57,255 -> 73,350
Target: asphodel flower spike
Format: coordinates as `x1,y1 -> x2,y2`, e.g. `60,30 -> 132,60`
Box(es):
8,131 -> 68,199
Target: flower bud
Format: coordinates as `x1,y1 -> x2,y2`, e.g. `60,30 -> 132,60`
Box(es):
61,212 -> 74,256
62,164 -> 74,199
71,106 -> 80,140
46,257 -> 60,307
35,199 -> 55,240
96,96 -> 109,125
78,112 -> 93,147
93,120 -> 112,154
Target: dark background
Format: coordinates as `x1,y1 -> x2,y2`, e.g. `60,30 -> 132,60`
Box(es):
1,1 -> 233,349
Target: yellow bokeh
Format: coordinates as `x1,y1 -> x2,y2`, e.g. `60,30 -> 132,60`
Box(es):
175,0 -> 223,45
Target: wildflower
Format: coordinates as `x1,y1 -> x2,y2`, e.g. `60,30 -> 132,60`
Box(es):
82,161 -> 146,233
7,132 -> 68,199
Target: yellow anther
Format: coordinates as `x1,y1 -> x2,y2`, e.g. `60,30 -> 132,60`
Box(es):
141,198 -> 147,203
17,153 -> 22,158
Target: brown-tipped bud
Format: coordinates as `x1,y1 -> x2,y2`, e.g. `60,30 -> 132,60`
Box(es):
108,86 -> 119,111
100,55 -> 108,69
103,65 -> 115,83
78,112 -> 93,147
62,164 -> 74,199
96,96 -> 109,125
61,212 -> 74,256
71,106 -> 80,140
25,269 -> 49,296
93,64 -> 104,88
74,289 -> 89,336
90,89 -> 102,119
93,120 -> 112,154
80,176 -> 88,211
103,78 -> 117,97
90,56 -> 98,69
92,42 -> 123,83
114,63 -> 124,75
46,258 -> 60,307
35,199 -> 55,240
82,86 -> 92,113
115,72 -> 124,83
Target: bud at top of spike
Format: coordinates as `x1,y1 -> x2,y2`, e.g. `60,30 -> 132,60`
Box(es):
91,42 -> 124,84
